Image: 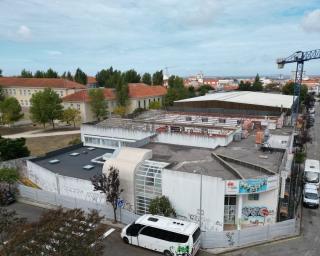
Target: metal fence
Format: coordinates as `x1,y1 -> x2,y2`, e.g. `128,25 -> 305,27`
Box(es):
201,218 -> 299,249
18,184 -> 299,249
18,184 -> 139,225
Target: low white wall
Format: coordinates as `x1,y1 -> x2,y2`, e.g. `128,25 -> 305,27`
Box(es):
162,169 -> 225,232
155,133 -> 233,149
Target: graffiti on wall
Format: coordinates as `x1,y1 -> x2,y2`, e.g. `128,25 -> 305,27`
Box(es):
225,232 -> 235,246
170,245 -> 191,256
242,206 -> 275,225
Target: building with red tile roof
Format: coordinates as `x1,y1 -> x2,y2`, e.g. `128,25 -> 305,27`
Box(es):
62,83 -> 167,122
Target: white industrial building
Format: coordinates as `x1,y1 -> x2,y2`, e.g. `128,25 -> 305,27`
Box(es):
25,109 -> 293,232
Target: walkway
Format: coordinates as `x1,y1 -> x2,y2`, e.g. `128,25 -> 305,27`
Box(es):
3,129 -> 80,139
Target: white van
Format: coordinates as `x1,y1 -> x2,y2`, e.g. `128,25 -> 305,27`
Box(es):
303,183 -> 319,208
304,159 -> 320,189
121,214 -> 201,256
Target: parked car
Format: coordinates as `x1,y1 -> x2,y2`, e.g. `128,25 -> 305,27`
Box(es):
304,159 -> 320,189
303,184 -> 319,208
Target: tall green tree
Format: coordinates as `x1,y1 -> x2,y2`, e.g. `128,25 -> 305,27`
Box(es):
198,84 -> 212,96
142,72 -> 152,85
152,70 -> 163,85
96,67 -> 118,87
238,80 -> 252,91
0,97 -> 23,125
74,68 -> 87,85
88,88 -> 108,121
0,85 -> 4,102
20,69 -> 33,78
45,68 -> 58,78
282,81 -> 308,103
30,88 -> 63,128
251,74 -> 263,91
62,107 -> 81,127
34,70 -> 45,78
123,69 -> 141,83
164,75 -> 188,106
115,77 -> 129,107
0,136 -> 30,161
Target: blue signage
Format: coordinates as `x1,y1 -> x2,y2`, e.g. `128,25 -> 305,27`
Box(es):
239,178 -> 267,194
117,199 -> 125,208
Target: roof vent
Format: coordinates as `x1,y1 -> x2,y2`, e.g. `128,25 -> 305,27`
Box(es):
69,152 -> 80,156
147,217 -> 159,222
49,159 -> 60,164
87,147 -> 95,151
83,165 -> 94,170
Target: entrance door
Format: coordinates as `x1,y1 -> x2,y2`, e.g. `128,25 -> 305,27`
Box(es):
224,196 -> 236,225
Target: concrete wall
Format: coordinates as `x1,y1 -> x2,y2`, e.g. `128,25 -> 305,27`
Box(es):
162,169 -> 225,232
154,132 -> 234,149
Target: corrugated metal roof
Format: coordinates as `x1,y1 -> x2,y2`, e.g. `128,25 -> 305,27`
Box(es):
175,91 -> 296,109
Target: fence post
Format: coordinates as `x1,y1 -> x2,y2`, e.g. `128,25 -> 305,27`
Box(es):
267,224 -> 271,240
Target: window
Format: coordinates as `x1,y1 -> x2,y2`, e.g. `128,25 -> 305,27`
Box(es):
20,100 -> 24,106
140,227 -> 189,243
149,99 -> 151,103
224,196 -> 236,224
192,227 -> 201,242
25,100 -> 28,106
144,100 -> 146,108
126,224 -> 145,237
77,104 -> 80,110
19,89 -> 22,95
24,90 -> 26,96
138,101 -> 141,108
9,89 -> 12,94
28,90 -> 31,96
248,194 -> 260,200
60,91 -> 64,97
13,89 -> 16,95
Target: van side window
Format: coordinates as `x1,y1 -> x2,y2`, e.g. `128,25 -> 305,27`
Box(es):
126,224 -> 145,236
192,227 -> 201,242
140,227 -> 188,243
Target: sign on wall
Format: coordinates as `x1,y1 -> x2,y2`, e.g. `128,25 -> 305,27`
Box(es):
225,175 -> 279,195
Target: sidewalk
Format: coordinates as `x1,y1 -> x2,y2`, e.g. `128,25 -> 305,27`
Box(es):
3,129 -> 80,139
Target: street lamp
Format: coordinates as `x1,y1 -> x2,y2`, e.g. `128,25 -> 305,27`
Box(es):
193,168 -> 203,230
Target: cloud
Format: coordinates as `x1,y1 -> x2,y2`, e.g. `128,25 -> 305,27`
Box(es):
17,25 -> 31,39
302,9 -> 320,32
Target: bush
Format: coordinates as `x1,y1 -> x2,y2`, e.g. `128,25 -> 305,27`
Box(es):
113,106 -> 126,117
295,151 -> 306,164
68,137 -> 82,145
149,196 -> 176,217
149,101 -> 162,110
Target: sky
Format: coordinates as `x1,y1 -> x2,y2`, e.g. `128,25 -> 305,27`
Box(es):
0,0 -> 320,77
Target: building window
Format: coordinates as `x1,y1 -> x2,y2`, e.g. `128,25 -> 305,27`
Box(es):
77,104 -> 80,110
158,98 -> 160,102
19,89 -> 22,95
13,89 -> 16,95
9,89 -> 12,95
70,103 -> 74,107
138,101 -> 141,108
20,100 -> 24,106
24,90 -> 26,96
25,100 -> 28,106
224,196 -> 236,224
144,100 -> 146,108
149,99 -> 151,104
248,194 -> 260,200
28,90 -> 31,96
60,91 -> 64,97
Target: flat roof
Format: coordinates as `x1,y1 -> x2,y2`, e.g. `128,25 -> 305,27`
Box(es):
175,91 -> 296,109
32,146 -> 114,180
142,131 -> 284,179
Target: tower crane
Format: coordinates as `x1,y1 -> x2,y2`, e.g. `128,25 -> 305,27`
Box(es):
277,49 -> 320,124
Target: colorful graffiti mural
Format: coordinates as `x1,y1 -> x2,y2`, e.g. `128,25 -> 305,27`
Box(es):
239,178 -> 267,194
242,206 -> 275,225
170,245 -> 191,256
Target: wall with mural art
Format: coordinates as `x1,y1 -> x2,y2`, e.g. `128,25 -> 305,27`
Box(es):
241,188 -> 279,226
162,169 -> 225,232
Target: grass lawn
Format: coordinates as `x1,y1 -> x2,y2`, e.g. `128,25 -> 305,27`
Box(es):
26,134 -> 81,156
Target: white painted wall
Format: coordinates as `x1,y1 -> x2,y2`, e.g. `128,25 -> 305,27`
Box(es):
155,132 -> 233,149
162,169 -> 225,232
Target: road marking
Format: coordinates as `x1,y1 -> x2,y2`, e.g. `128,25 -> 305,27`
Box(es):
102,228 -> 115,239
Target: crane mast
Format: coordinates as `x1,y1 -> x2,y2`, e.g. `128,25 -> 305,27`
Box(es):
277,49 -> 320,125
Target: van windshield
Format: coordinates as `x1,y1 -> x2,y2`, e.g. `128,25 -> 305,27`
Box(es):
305,193 -> 319,200
306,172 -> 319,183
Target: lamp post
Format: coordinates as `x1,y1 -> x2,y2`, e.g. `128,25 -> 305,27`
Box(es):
193,168 -> 203,230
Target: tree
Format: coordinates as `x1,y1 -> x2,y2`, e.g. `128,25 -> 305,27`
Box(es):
164,75 -> 188,106
74,68 -> 88,85
95,67 -> 121,88
282,81 -> 308,103
149,101 -> 162,109
198,84 -> 212,96
88,88 -> 108,121
0,68 -> 2,77
62,71 -> 73,81
123,69 -> 141,83
149,196 -> 176,217
251,74 -> 263,91
0,85 -> 4,102
0,208 -> 26,256
238,80 -> 252,91
0,97 -> 24,125
91,166 -> 123,223
30,88 -> 63,128
0,136 -> 30,161
20,69 -> 33,78
187,86 -> 196,98
5,208 -> 105,256
62,107 -> 81,127
34,70 -> 45,78
45,68 -> 58,78
142,73 -> 152,85
264,83 -> 281,92
152,70 -> 163,85
113,105 -> 127,117
0,168 -> 19,202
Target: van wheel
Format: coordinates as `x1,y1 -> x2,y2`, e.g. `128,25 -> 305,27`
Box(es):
163,250 -> 173,256
123,237 -> 129,244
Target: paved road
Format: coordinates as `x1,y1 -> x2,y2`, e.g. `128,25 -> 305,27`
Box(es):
3,129 -> 80,139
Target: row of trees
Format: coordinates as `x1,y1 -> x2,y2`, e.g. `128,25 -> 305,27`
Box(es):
238,74 -> 263,91
20,68 -> 88,85
95,67 -> 163,87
